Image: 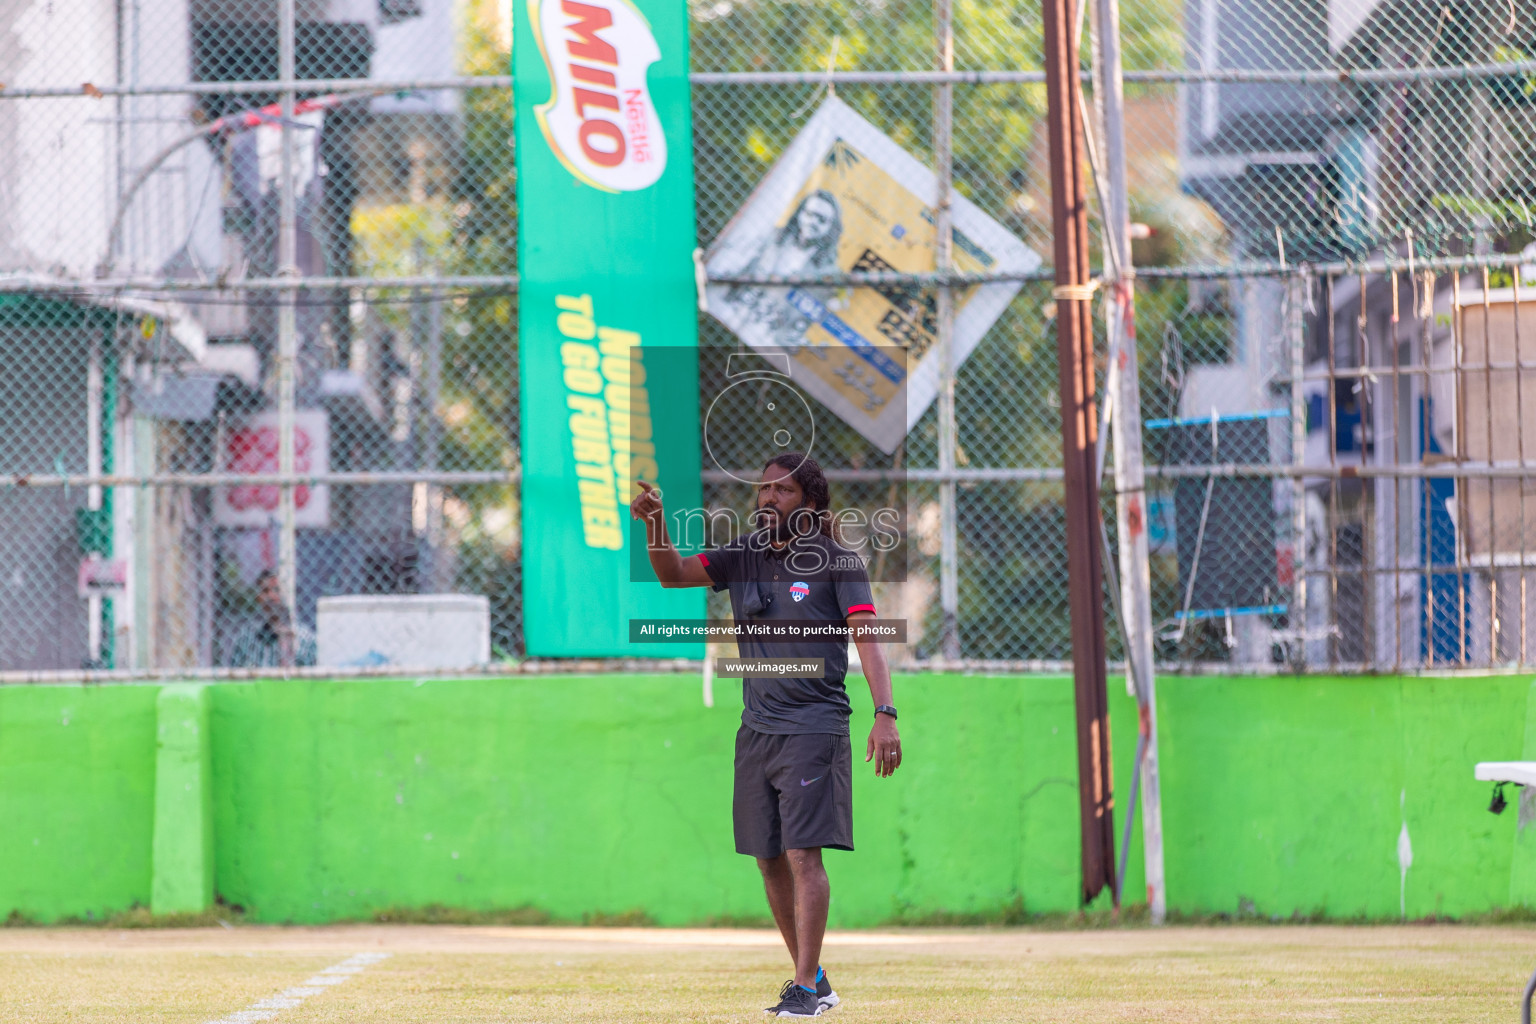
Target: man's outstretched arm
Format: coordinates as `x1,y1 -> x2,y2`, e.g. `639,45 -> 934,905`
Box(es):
850,611 -> 901,777
629,480 -> 714,588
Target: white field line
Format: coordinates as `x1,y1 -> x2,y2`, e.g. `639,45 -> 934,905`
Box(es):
203,952 -> 391,1024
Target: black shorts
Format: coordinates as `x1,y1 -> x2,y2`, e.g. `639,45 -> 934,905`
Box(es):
733,724 -> 853,858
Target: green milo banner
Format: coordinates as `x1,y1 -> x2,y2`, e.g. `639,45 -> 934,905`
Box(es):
513,0 -> 703,656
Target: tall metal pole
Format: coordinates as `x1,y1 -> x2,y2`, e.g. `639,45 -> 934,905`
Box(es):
425,285 -> 445,587
87,338 -> 104,666
412,239 -> 447,590
276,0 -> 299,625
935,0 -> 960,661
1092,0 -> 1165,923
1044,0 -> 1117,906
1289,272 -> 1308,670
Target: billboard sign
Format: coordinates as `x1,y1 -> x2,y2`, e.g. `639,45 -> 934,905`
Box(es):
514,0 -> 704,656
705,97 -> 1040,453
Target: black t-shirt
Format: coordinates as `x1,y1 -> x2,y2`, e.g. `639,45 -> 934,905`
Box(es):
701,530 -> 876,736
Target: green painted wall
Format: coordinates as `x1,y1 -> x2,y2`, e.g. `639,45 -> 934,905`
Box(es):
0,684 -> 158,921
0,673 -> 1526,925
211,676 -> 758,924
208,674 -> 1134,925
1158,674 -> 1527,919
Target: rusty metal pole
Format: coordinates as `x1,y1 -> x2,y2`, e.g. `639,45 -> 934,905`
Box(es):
1043,0 -> 1117,906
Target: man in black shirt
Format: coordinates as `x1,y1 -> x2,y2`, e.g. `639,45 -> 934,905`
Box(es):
631,452 -> 901,1018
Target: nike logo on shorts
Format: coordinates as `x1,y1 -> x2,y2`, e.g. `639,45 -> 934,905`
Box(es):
800,776 -> 823,786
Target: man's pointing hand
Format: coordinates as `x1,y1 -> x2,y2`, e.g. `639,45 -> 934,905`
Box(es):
630,479 -> 664,522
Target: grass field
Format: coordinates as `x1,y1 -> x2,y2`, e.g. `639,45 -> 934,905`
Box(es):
1,923 -> 1532,1022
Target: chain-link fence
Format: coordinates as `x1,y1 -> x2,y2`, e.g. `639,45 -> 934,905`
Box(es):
2,0 -> 1534,676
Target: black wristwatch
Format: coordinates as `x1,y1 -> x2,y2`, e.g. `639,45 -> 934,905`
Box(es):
874,705 -> 898,720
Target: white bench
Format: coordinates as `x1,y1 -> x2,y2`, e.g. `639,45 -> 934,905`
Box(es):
1477,762 -> 1536,788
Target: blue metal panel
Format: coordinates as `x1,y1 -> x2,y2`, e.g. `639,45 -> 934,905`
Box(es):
1418,397 -> 1468,662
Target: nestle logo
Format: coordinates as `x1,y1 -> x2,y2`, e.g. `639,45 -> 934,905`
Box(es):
532,0 -> 668,192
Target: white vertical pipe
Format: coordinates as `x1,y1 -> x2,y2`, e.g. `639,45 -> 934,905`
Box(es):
425,285 -> 445,587
935,0 -> 960,660
415,235 -> 446,590
1094,0 -> 1166,924
134,409 -> 155,669
87,340 -> 103,665
276,0 -> 299,617
1290,273 -> 1308,669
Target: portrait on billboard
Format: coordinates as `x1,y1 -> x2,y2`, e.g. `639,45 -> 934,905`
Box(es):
704,97 -> 1041,453
715,189 -> 845,347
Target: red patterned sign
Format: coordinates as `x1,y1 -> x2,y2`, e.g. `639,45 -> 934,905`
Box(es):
214,410 -> 331,528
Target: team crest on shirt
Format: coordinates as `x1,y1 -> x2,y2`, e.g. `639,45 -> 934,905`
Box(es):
790,581 -> 810,603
